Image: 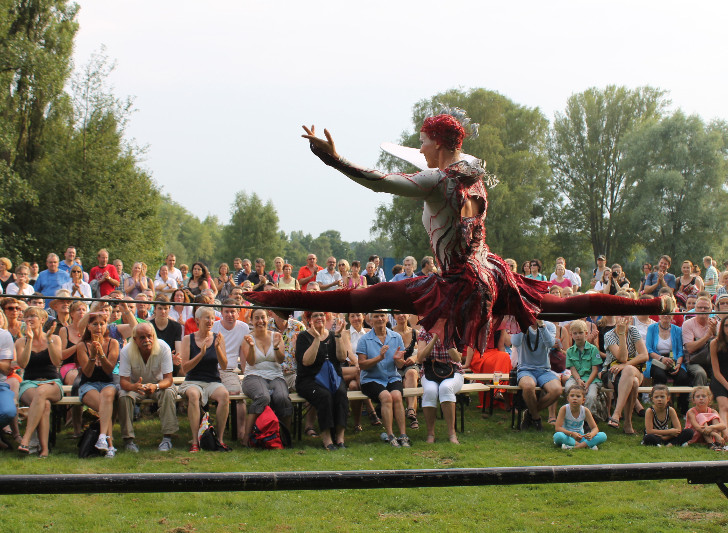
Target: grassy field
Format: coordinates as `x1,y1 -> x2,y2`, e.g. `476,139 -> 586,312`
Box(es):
1,397 -> 727,532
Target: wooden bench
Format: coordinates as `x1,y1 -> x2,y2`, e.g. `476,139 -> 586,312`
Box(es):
50,382 -> 489,444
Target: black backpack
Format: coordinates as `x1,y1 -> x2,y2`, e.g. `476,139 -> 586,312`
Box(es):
78,420 -> 102,458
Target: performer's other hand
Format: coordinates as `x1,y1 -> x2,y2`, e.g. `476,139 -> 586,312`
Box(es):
302,125 -> 339,159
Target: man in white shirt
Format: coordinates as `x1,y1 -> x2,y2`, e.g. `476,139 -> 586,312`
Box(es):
212,299 -> 250,443
316,257 -> 342,291
155,253 -> 184,286
392,256 -> 417,282
118,323 -> 178,452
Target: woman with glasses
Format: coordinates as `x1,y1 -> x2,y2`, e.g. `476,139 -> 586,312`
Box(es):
527,260 -> 547,281
5,265 -> 35,296
15,306 -> 63,457
62,266 -> 92,299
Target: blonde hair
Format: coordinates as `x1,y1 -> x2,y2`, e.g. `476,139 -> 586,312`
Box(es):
23,306 -> 48,323
568,320 -> 588,334
691,385 -> 713,403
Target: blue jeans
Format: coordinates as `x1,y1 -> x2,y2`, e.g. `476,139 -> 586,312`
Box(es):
554,431 -> 607,448
0,382 -> 17,427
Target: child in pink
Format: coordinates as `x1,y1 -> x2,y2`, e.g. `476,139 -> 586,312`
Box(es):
685,386 -> 728,450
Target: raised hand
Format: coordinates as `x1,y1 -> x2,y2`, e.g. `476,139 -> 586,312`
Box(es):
379,344 -> 389,357
301,125 -> 339,159
274,332 -> 283,351
393,349 -> 405,362
244,335 -> 255,347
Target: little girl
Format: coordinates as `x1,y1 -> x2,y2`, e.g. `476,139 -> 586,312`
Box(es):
685,386 -> 728,450
642,384 -> 694,446
554,386 -> 607,450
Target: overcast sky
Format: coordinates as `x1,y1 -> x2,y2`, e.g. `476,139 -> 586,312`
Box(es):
72,0 -> 728,243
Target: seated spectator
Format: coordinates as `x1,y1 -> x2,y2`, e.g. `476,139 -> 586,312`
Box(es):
6,264 -> 34,296
295,311 -> 348,450
1,297 -> 24,339
15,306 -> 63,457
62,265 -> 91,300
709,315 -> 728,427
357,311 -> 410,447
347,260 -> 367,289
268,256 -> 285,285
645,312 -> 690,412
715,271 -> 728,299
553,386 -> 606,450
337,259 -> 352,288
316,257 -> 342,291
0,329 -> 17,451
550,264 -> 572,290
212,299 -> 250,443
364,262 -> 380,286
154,264 -> 178,296
632,294 -> 655,339
76,312 -> 120,457
178,306 -> 230,452
682,296 -> 716,386
643,255 -> 676,295
118,323 -> 178,452
604,315 -> 648,434
214,263 -> 235,301
276,263 -> 300,290
169,288 -> 193,325
135,293 -> 152,321
179,264 -> 190,286
638,262 -> 653,293
235,258 -> 253,286
187,262 -> 210,296
716,294 -> 728,321
512,320 -> 563,431
247,258 -> 274,292
229,286 -> 253,324
642,384 -> 693,447
465,325 -> 512,408
34,254 -> 71,308
241,309 -> 292,442
0,257 -> 16,293
184,294 -> 217,335
704,256 -> 719,297
416,328 -> 464,444
150,295 -> 183,375
113,259 -> 130,292
564,320 -> 603,419
46,289 -> 72,334
675,260 -> 703,308
391,256 -> 417,282
58,300 -> 87,436
685,386 -> 728,448
392,312 -> 420,430
140,263 -> 156,299
343,312 -> 378,431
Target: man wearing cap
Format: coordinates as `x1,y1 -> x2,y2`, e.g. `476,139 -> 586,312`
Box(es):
591,255 -> 608,287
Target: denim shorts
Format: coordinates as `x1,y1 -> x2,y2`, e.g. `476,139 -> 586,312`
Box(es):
78,381 -> 116,401
517,367 -> 559,387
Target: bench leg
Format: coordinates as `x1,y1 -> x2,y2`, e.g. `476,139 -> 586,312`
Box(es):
230,401 -> 237,440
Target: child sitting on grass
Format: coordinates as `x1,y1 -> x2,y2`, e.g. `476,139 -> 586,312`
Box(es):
642,384 -> 694,446
685,386 -> 728,450
553,386 -> 607,450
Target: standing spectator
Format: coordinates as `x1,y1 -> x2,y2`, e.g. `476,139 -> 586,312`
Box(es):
682,296 -> 717,386
549,257 -> 579,287
564,320 -> 603,418
716,294 -> 728,321
118,323 -> 178,452
169,288 -> 193,326
550,264 -> 572,290
89,249 -> 120,297
675,260 -> 703,308
6,265 -> 35,296
34,254 -> 71,308
594,267 -> 614,294
155,254 -> 184,287
709,316 -> 728,427
638,263 -> 653,293
512,320 -> 563,431
316,257 -> 342,291
592,255 -> 608,286
269,257 -> 285,284
392,256 -> 417,282
369,255 -> 387,283
643,255 -> 677,294
62,265 -> 91,299
150,295 -> 183,375
521,261 -> 532,277
232,258 -> 244,283
0,258 -> 16,293
214,263 -> 235,301
704,256 -> 719,297
357,311 -> 411,447
364,262 -> 381,286
113,259 -> 130,292
276,263 -> 300,290
415,256 -> 436,277
187,262 -> 210,296
347,260 -> 367,289
247,258 -> 274,292
235,259 -> 253,285
179,264 -> 190,286
527,259 -> 547,281
572,267 -> 582,292
715,271 -> 728,299
58,246 -> 81,275
212,299 -> 250,444
503,258 -> 518,274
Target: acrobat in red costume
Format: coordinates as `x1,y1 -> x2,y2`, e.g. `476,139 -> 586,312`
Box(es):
245,110 -> 671,352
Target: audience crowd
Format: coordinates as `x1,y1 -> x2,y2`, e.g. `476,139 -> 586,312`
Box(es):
2,248 -> 728,455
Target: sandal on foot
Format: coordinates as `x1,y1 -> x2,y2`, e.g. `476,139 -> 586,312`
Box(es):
353,425 -> 363,433
547,417 -> 557,425
17,444 -> 30,455
607,417 -> 620,429
409,418 -> 419,430
304,427 -> 319,438
369,412 -> 382,426
189,444 -> 200,453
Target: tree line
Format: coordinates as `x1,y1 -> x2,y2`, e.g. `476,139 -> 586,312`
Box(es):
2,1 -> 727,283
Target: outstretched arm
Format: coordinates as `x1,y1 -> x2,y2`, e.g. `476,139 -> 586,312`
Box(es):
302,125 -> 442,198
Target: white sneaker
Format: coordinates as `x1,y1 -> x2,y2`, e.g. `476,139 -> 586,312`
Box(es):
105,446 -> 117,458
158,438 -> 173,452
561,443 -> 574,450
590,446 -> 599,451
125,442 -> 139,453
95,436 -> 109,452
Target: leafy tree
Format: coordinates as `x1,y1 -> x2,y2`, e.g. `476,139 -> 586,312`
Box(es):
548,85 -> 668,262
621,111 -> 728,263
159,196 -> 224,268
375,88 -> 555,263
222,191 -> 283,266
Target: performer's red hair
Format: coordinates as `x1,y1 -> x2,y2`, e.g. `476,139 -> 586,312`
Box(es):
421,114 -> 466,151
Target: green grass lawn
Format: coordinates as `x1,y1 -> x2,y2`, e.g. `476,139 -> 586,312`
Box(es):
1,397 -> 727,532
